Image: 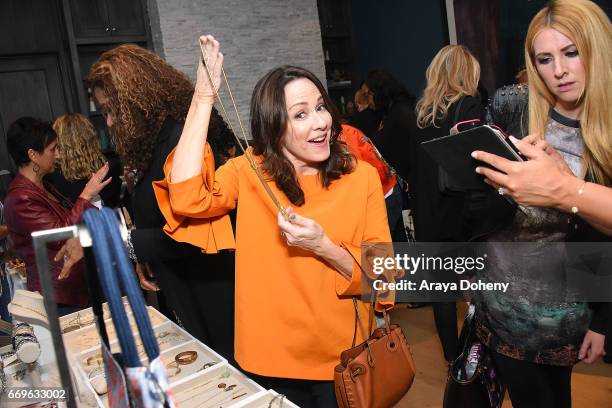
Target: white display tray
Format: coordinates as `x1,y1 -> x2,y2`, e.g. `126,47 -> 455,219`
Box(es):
62,307 -> 167,355
68,319 -> 232,407
232,389 -> 300,408
61,306 -> 286,408
171,362 -> 264,408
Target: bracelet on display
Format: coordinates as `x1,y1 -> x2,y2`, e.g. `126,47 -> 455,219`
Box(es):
175,351 -> 198,365
13,322 -> 35,337
86,355 -> 104,367
198,362 -> 216,372
14,333 -> 39,350
126,229 -> 139,263
166,361 -> 182,378
268,393 -> 286,408
88,365 -> 106,379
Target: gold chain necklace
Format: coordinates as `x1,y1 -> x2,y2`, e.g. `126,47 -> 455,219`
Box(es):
11,302 -> 47,318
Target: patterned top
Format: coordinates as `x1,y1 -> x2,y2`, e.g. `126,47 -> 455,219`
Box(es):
475,110 -> 590,366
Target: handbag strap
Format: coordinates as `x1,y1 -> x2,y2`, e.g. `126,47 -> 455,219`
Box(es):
100,208 -> 160,361
85,209 -> 140,367
350,290 -> 392,348
84,208 -> 160,367
82,242 -> 111,349
452,96 -> 465,126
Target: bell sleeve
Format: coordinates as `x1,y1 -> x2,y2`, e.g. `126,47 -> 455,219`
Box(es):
152,143 -> 238,253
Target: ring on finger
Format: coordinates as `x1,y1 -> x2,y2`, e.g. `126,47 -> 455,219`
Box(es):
498,187 -> 507,195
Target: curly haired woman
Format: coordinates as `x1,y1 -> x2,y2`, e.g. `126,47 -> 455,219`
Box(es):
86,44 -> 237,361
46,112 -> 122,208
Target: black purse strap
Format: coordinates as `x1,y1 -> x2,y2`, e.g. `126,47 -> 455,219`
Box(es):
453,96 -> 465,126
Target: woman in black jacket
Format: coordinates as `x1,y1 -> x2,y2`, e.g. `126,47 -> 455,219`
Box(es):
413,45 -> 484,364
363,70 -> 416,239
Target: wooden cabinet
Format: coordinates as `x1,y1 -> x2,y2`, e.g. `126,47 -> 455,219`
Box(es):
69,0 -> 146,43
63,0 -> 151,150
106,0 -> 146,37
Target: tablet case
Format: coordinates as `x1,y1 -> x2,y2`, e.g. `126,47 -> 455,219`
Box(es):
420,125 -> 525,190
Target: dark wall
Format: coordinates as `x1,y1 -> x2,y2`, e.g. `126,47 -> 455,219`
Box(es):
351,0 -> 447,98
496,0 -> 547,87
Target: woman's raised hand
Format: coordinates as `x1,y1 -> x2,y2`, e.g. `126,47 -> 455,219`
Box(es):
80,162 -> 112,201
194,35 -> 224,104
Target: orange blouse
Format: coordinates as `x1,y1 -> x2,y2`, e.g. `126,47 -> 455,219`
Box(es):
153,146 -> 391,380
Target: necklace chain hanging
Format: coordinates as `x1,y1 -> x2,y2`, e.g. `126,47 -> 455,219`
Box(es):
198,41 -> 289,220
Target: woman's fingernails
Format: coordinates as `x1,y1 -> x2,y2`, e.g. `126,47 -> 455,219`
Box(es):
475,167 -> 482,174
471,151 -> 478,159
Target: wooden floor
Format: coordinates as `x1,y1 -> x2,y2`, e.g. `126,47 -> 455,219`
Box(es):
390,304 -> 612,407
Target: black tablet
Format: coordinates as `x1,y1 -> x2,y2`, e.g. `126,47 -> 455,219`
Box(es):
420,125 -> 525,190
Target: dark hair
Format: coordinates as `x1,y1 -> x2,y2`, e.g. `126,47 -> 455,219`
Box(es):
6,117 -> 57,167
365,69 -> 415,112
250,65 -> 354,206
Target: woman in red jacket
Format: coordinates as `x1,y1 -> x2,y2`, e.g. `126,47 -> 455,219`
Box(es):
4,117 -> 110,315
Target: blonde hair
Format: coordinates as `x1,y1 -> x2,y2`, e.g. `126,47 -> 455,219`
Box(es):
53,113 -> 106,181
525,0 -> 612,185
416,45 -> 480,128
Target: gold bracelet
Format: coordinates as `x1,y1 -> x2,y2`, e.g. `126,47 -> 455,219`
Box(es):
166,360 -> 182,378
571,180 -> 587,214
86,355 -> 103,367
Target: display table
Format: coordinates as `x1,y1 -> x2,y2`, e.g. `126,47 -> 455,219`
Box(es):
58,303 -> 299,408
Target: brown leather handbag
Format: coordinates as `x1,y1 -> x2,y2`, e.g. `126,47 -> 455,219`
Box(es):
334,299 -> 415,408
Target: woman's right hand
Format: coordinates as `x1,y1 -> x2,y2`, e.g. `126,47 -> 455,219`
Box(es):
194,35 -> 224,104
522,133 -> 572,175
79,162 -> 112,201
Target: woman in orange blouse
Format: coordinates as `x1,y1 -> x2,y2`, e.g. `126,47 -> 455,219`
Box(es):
154,35 -> 391,406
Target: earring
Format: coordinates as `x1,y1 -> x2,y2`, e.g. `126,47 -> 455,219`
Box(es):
32,163 -> 40,174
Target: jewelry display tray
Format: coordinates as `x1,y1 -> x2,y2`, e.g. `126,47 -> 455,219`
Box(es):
232,389 -> 301,408
61,304 -> 297,407
172,362 -> 263,408
62,307 -> 168,355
